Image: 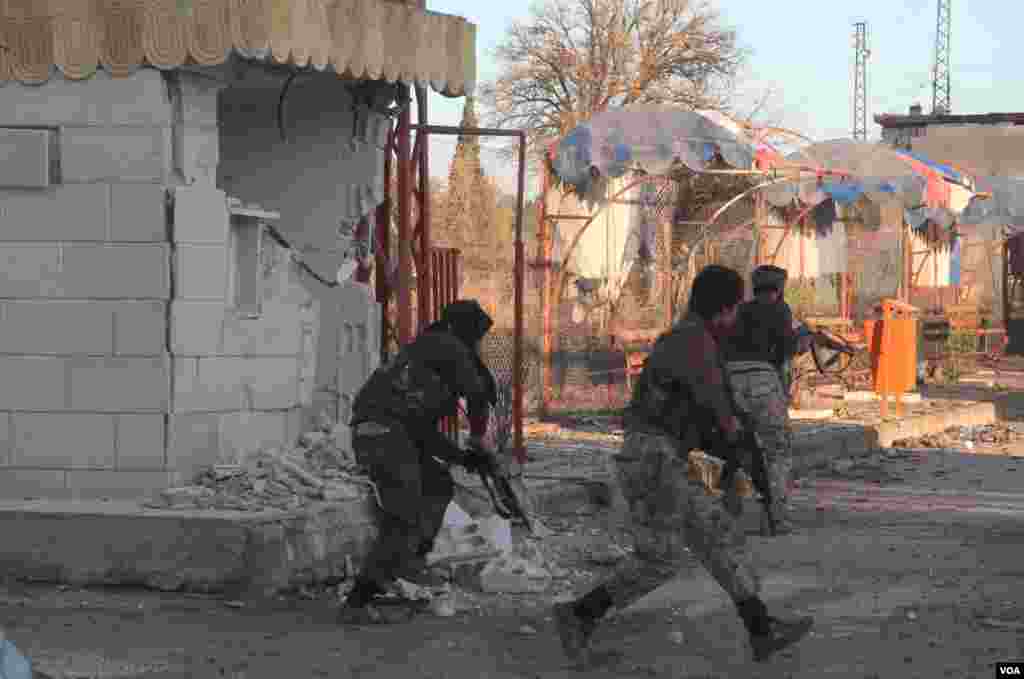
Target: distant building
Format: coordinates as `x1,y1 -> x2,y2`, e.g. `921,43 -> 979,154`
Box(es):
876,106 -> 1024,347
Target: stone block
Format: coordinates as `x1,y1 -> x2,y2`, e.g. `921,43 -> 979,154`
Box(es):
170,301 -> 224,355
172,357 -> 245,413
65,470 -> 179,500
109,183 -> 168,242
0,128 -> 52,188
166,412 -> 220,479
176,125 -> 220,186
114,301 -> 167,355
171,185 -> 229,244
220,308 -> 303,356
0,244 -> 62,297
175,244 -> 228,300
67,356 -> 170,412
0,301 -> 114,354
177,72 -> 223,127
218,412 -> 289,464
0,184 -> 108,240
116,414 -> 166,471
0,357 -> 67,410
0,69 -> 171,127
60,126 -> 169,183
0,469 -> 68,499
60,244 -> 170,299
242,358 -> 300,410
11,413 -> 116,469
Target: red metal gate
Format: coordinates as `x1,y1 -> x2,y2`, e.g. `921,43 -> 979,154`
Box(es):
432,247 -> 462,438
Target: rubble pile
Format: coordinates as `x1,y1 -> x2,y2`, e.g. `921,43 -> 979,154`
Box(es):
892,423 -> 1023,451
142,422 -> 373,511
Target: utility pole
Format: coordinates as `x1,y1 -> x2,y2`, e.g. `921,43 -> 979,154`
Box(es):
932,0 -> 952,114
852,21 -> 870,141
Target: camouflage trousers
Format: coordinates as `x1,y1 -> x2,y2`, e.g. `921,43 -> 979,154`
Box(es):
726,361 -> 793,526
598,432 -> 761,611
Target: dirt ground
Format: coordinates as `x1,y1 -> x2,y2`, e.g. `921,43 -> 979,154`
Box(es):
7,423 -> 1024,679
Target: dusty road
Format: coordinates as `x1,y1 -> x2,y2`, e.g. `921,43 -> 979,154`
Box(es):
5,439 -> 1024,678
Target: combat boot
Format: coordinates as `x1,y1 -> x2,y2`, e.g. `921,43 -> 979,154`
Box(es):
749,615 -> 814,661
737,596 -> 813,661
552,601 -> 598,667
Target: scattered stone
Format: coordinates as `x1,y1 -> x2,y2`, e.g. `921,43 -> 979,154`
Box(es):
667,630 -> 685,645
518,624 -> 538,635
906,610 -> 918,620
141,420 -> 369,512
224,600 -> 245,609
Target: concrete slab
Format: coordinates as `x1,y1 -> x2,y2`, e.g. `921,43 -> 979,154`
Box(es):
0,497 -> 376,596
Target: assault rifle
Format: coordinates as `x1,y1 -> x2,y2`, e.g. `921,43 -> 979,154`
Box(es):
795,323 -> 857,374
466,442 -> 533,531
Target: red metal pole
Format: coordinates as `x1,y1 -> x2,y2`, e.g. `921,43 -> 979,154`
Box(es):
415,85 -> 432,331
513,133 -> 527,464
396,101 -> 413,345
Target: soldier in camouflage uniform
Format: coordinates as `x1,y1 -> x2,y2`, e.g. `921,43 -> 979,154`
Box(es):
725,265 -> 810,535
340,300 -> 498,625
553,266 -> 813,666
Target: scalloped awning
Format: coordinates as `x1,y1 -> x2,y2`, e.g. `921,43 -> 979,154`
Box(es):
0,0 -> 476,97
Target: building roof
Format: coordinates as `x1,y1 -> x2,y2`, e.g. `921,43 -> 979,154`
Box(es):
0,0 -> 476,97
875,112 -> 1024,129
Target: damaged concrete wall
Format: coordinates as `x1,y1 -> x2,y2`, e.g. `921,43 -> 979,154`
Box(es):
166,70 -> 321,480
216,70 -> 385,432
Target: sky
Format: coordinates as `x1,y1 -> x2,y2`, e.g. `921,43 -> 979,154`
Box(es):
422,0 -> 1022,197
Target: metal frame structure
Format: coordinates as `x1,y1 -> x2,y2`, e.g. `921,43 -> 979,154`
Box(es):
932,0 -> 952,115
375,87 -> 529,462
852,22 -> 870,141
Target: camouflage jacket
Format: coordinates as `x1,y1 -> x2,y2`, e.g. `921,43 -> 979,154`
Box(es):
624,312 -> 737,451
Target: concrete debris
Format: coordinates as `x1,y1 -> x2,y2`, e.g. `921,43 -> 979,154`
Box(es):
427,503 -> 511,566
478,541 -> 553,594
141,420 -> 370,511
893,424 -> 1021,451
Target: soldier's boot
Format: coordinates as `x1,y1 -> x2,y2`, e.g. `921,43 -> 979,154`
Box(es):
553,586 -> 612,667
737,597 -> 813,662
338,578 -> 418,626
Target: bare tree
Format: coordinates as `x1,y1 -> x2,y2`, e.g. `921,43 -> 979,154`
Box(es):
480,0 -> 746,151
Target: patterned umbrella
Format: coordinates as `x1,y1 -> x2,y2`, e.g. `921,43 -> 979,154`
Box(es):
761,140 -> 933,210
549,107 -> 756,195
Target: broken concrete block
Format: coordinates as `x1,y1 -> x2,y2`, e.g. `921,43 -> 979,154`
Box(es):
479,555 -> 551,594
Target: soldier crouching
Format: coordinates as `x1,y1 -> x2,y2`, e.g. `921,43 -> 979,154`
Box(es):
552,265 -> 813,666
340,300 -> 498,625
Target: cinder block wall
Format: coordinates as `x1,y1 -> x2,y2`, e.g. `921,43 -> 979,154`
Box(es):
0,69 -> 175,499
217,73 -> 385,440
165,71 -> 319,481
167,186 -> 318,479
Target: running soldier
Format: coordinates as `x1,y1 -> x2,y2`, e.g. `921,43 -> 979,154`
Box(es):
340,300 -> 498,625
553,265 -> 813,666
725,265 -> 809,535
